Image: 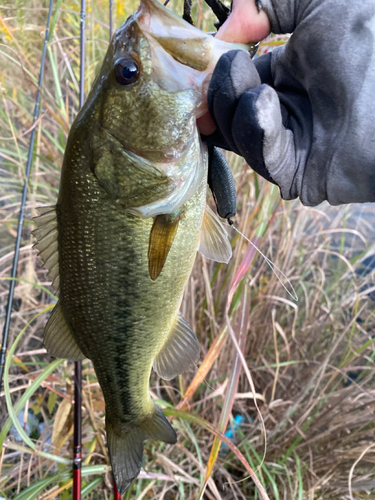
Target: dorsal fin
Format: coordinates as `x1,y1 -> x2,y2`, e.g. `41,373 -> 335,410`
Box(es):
198,205 -> 232,264
32,206 -> 60,292
148,213 -> 180,281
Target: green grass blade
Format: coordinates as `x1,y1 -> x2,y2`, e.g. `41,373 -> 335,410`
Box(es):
12,471 -> 72,500
294,453 -> 303,500
81,476 -> 104,498
12,466 -> 108,500
48,0 -> 64,43
0,305 -> 60,449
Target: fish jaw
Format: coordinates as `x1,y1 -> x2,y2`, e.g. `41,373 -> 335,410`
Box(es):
101,13 -> 203,157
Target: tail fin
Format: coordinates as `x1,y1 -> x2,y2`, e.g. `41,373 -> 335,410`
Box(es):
107,406 -> 177,494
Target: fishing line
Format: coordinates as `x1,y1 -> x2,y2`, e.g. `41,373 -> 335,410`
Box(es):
0,0 -> 55,394
109,0 -> 113,40
192,362 -> 219,392
226,221 -> 298,302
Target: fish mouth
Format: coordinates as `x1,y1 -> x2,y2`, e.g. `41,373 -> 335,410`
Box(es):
114,0 -> 249,95
136,0 -> 251,69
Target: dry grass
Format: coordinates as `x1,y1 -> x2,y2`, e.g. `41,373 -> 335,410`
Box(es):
1,1 -> 375,499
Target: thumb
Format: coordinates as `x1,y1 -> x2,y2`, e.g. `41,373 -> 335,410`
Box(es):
216,0 -> 271,44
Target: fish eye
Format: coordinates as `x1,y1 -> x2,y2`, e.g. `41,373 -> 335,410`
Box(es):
114,57 -> 139,85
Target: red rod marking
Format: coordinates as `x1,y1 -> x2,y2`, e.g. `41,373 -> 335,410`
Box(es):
73,361 -> 82,500
113,480 -> 122,500
73,450 -> 82,500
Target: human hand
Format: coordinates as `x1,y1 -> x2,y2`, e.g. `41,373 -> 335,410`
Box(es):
198,0 -> 270,135
202,0 -> 375,206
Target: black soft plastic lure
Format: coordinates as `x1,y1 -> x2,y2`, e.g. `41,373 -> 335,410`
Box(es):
207,145 -> 237,221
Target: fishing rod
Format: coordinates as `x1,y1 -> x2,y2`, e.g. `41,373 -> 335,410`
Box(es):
72,2 -> 86,500
0,0 -> 55,393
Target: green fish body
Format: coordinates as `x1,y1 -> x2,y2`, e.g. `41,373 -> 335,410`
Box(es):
33,0 -> 243,492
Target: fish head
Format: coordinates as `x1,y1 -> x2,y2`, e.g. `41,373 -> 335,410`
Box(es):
93,0 -> 247,163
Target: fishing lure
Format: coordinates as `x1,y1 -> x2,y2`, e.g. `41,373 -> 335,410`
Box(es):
207,145 -> 237,221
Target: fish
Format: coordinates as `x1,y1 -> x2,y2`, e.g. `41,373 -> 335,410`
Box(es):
32,0 -> 246,493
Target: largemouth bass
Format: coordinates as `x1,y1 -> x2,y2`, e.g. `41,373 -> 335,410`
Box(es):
33,0 -> 245,493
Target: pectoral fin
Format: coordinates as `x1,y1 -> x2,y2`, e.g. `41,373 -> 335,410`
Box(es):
44,302 -> 86,361
153,313 -> 200,380
148,214 -> 180,280
198,205 -> 232,264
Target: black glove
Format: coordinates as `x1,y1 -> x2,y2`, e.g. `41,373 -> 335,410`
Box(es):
205,0 -> 375,206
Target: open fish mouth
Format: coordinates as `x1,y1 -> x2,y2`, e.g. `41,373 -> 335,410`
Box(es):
113,0 -> 250,104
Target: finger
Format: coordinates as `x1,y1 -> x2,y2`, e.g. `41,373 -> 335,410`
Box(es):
208,50 -> 261,152
254,52 -> 273,85
232,84 -> 297,197
216,0 -> 271,44
197,111 -> 216,135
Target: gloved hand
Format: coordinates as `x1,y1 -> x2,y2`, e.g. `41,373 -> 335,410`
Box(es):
202,0 -> 375,206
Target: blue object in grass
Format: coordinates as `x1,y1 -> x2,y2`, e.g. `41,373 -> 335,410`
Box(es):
220,414 -> 246,454
9,408 -> 48,442
9,409 -> 39,441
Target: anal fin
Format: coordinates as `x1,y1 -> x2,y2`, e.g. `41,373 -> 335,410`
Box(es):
140,406 -> 177,444
153,313 -> 200,380
148,213 -> 180,281
44,302 -> 86,361
198,205 -> 232,264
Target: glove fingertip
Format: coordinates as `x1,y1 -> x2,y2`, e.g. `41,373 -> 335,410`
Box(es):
232,85 -> 277,184
208,50 -> 263,153
230,51 -> 261,97
208,51 -> 239,115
